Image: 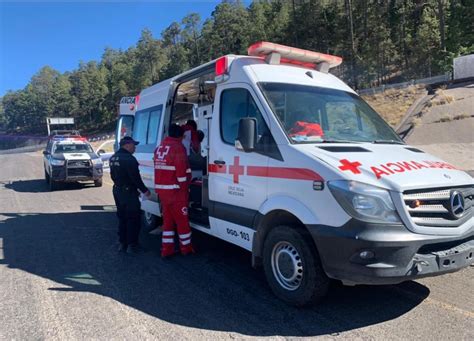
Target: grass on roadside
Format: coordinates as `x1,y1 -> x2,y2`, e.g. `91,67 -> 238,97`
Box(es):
427,89 -> 455,107
362,85 -> 425,128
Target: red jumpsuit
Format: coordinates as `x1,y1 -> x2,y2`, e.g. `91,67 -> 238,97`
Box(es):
154,136 -> 193,256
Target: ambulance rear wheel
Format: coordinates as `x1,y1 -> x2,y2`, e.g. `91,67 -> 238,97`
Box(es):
263,225 -> 329,307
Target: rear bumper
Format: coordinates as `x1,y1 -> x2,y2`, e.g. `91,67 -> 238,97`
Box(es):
51,165 -> 103,182
309,219 -> 474,285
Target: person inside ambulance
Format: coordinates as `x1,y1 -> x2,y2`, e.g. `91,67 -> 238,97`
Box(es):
181,119 -> 200,156
154,124 -> 194,258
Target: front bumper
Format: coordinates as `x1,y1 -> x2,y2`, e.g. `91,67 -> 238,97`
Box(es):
309,219 -> 474,285
51,165 -> 103,182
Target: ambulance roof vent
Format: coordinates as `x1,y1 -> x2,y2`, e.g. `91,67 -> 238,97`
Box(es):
317,146 -> 371,153
405,147 -> 424,153
247,41 -> 342,73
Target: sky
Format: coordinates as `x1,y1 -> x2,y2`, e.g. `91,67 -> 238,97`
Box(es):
0,0 -> 250,97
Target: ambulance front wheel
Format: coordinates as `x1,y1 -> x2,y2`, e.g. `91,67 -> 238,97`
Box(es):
142,210 -> 160,231
263,225 -> 329,307
94,179 -> 103,187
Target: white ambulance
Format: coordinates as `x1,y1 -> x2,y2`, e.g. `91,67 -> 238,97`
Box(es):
116,42 -> 473,306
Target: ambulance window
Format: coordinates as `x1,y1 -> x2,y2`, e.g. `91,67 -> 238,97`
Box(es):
119,116 -> 134,139
133,110 -> 150,145
147,107 -> 162,145
220,88 -> 270,145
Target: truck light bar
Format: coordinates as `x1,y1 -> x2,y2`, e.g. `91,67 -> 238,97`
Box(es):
52,136 -> 86,142
247,41 -> 342,72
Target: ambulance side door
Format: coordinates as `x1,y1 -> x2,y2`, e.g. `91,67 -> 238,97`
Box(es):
208,83 -> 273,250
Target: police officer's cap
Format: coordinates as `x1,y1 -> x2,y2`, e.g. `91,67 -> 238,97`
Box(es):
120,136 -> 139,146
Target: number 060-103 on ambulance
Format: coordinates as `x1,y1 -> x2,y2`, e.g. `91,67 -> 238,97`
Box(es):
115,42 -> 474,306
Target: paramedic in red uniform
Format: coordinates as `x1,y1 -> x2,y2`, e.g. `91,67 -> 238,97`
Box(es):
154,124 -> 194,257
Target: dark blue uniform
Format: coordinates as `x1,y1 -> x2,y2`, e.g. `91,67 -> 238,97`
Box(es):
110,148 -> 148,248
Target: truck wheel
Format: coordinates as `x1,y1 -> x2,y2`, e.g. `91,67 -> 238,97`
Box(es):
263,225 -> 329,307
142,211 -> 160,231
94,179 -> 103,187
49,177 -> 57,191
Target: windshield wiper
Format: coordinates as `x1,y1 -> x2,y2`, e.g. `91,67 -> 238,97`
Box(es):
372,140 -> 405,145
316,139 -> 362,144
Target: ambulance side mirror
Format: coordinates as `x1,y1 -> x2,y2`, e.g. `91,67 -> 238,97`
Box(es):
97,149 -> 106,156
43,150 -> 49,155
235,117 -> 257,152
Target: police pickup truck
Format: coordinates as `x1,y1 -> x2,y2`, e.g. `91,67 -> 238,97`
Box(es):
43,135 -> 103,191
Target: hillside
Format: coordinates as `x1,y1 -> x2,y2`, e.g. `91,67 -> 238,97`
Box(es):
362,85 -> 426,128
405,82 -> 474,173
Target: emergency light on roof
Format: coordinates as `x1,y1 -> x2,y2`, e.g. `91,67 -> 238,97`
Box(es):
52,135 -> 86,142
247,41 -> 342,73
215,56 -> 228,76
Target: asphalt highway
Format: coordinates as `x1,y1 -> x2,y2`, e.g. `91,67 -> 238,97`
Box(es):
0,152 -> 473,340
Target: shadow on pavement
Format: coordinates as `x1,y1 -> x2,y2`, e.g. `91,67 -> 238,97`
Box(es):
0,211 -> 430,337
4,179 -> 95,193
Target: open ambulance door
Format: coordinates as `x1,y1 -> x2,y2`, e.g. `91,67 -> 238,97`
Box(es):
114,96 -> 138,151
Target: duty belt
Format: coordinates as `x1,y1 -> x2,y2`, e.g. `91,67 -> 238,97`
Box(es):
114,185 -> 136,192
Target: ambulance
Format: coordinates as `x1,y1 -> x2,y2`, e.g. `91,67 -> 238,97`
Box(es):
116,42 -> 474,306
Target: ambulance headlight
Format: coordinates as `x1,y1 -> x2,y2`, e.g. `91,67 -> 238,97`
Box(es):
51,159 -> 65,166
328,181 -> 401,224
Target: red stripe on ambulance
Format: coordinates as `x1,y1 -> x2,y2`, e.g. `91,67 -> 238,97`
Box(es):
247,166 -> 323,181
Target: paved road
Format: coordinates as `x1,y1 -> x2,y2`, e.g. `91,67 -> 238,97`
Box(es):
1,152 -> 473,340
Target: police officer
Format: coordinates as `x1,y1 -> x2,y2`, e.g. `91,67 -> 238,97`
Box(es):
110,136 -> 151,254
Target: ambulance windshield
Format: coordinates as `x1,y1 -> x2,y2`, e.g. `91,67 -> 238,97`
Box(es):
259,83 -> 402,144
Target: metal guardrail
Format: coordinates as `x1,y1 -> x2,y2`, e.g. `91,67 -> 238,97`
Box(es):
86,132 -> 115,142
0,144 -> 46,155
358,74 -> 451,96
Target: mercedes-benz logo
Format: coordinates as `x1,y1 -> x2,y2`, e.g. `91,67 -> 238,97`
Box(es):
449,191 -> 465,219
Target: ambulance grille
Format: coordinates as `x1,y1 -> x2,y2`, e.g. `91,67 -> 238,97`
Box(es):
403,186 -> 474,227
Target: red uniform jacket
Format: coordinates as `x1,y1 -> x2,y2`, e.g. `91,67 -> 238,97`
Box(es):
154,136 -> 191,202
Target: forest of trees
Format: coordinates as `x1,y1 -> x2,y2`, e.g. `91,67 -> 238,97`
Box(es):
1,0 -> 473,134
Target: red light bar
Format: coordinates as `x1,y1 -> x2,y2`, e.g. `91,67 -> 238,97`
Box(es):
215,56 -> 228,76
248,41 -> 342,69
135,94 -> 140,107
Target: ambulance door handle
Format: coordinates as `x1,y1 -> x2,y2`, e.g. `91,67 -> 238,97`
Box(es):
214,160 -> 226,165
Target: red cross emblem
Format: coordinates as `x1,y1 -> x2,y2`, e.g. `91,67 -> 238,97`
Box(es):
338,159 -> 362,174
229,156 -> 245,183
